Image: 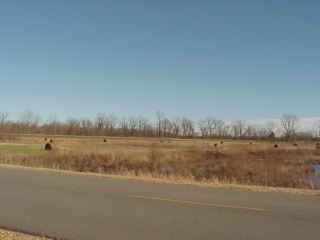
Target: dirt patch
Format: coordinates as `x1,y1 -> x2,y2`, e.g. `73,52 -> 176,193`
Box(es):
0,228 -> 50,240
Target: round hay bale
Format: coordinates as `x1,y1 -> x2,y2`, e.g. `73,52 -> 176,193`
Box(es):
103,139 -> 107,143
44,143 -> 52,151
274,144 -> 279,148
49,139 -> 53,143
214,143 -> 218,147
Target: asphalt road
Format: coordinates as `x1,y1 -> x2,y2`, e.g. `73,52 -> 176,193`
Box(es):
0,167 -> 319,240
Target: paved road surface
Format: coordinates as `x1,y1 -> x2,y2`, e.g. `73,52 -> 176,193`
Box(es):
0,167 -> 319,240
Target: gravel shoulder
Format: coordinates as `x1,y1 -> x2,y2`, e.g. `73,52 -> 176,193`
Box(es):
0,228 -> 49,240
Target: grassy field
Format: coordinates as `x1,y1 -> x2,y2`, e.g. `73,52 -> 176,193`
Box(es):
0,134 -> 319,190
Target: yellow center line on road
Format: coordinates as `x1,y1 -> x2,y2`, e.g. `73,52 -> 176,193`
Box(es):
129,195 -> 267,212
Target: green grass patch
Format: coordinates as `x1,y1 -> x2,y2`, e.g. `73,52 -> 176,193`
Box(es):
0,145 -> 43,153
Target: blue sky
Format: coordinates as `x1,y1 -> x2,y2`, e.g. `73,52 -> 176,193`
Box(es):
1,0 -> 319,121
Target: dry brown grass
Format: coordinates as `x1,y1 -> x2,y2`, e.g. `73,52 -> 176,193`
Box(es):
1,143 -> 319,189
1,135 -> 320,190
0,228 -> 49,240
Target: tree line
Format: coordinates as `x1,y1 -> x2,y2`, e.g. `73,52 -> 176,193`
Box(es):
0,111 -> 319,140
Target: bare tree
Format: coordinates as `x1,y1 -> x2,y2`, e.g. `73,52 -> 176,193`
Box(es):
0,110 -> 312,140
199,119 -> 209,137
104,115 -> 118,135
264,121 -> 277,139
95,113 -> 106,131
162,118 -> 172,137
79,118 -> 93,135
19,111 -> 41,132
119,117 -> 129,136
65,118 -> 80,135
44,115 -> 60,135
280,114 -> 299,140
171,117 -> 181,138
128,116 -> 139,136
243,124 -> 258,138
231,120 -> 246,138
312,120 -> 320,138
199,117 -> 225,138
156,111 -> 165,137
181,117 -> 194,137
0,112 -> 9,130
137,116 -> 152,137
198,117 -> 214,137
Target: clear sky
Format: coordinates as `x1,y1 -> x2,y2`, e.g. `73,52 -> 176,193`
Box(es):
1,0 -> 319,121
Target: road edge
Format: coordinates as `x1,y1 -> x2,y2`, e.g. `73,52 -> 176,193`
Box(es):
1,164 -> 319,196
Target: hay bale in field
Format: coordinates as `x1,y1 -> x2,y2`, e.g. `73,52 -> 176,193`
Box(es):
103,138 -> 107,143
249,142 -> 253,145
274,144 -> 279,148
220,141 -> 224,145
49,139 -> 53,143
44,143 -> 52,151
293,143 -> 298,147
214,143 -> 218,147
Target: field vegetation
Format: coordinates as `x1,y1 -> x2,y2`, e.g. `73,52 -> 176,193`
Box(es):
0,135 -> 319,190
1,111 -> 320,190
